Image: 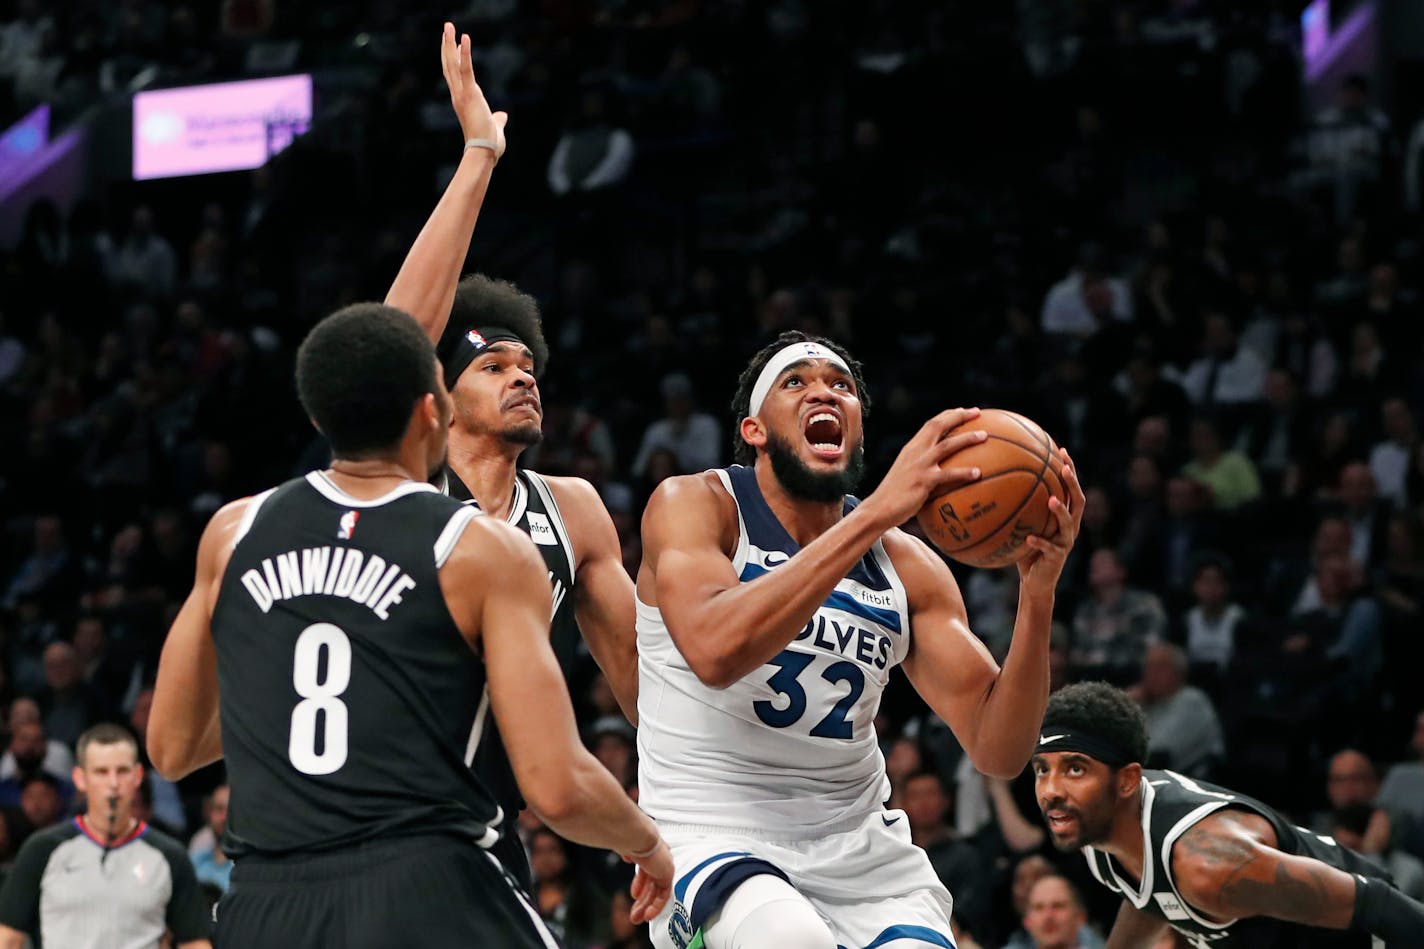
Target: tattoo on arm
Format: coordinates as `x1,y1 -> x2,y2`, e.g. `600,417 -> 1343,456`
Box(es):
1175,812 -> 1356,930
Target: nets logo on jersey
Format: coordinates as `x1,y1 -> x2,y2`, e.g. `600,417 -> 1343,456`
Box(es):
337,510 -> 360,540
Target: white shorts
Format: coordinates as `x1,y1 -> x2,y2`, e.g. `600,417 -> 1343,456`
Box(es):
650,809 -> 956,949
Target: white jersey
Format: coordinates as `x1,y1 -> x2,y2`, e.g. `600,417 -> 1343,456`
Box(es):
637,466 -> 913,835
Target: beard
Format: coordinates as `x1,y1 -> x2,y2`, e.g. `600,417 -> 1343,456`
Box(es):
765,430 -> 866,503
500,421 -> 544,447
1043,799 -> 1114,852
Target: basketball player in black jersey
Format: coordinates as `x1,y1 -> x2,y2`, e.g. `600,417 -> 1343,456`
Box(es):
146,303 -> 672,948
1030,682 -> 1424,948
381,24 -> 639,887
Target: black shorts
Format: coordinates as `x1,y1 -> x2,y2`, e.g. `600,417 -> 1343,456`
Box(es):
214,833 -> 554,949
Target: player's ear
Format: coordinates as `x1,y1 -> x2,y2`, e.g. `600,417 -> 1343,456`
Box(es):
740,415 -> 767,452
72,765 -> 86,793
1117,762 -> 1142,799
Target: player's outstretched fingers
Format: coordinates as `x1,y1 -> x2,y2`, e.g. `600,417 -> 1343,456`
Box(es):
929,407 -> 981,440
932,427 -> 988,461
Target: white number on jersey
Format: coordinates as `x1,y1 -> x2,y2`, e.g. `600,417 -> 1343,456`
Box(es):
288,623 -> 352,775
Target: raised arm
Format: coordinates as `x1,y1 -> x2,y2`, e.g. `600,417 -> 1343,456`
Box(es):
895,448 -> 1082,778
1172,809 -> 1424,944
1103,900 -> 1170,949
148,499 -> 249,780
443,517 -> 670,923
642,410 -> 984,689
548,476 -> 639,724
384,22 -> 507,341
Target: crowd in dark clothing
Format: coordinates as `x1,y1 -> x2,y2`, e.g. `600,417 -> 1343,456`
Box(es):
2,1 -> 1423,945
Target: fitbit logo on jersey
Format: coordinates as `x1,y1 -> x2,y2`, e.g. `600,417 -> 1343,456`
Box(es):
240,546 -> 416,620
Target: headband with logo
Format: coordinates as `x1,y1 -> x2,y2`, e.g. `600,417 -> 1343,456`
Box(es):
1035,726 -> 1135,769
442,326 -> 528,391
747,342 -> 852,417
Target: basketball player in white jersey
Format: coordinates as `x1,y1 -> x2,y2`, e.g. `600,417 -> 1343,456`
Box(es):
637,332 -> 1084,949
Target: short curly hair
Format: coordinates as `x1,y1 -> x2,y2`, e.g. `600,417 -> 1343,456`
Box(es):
729,331 -> 870,465
438,274 -> 550,381
1041,682 -> 1149,766
296,303 -> 440,457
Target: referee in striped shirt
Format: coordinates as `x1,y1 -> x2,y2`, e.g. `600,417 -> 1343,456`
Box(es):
0,724 -> 210,949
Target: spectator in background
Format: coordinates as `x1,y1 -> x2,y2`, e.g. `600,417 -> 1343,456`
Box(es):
1370,398 -> 1417,508
1134,643 -> 1224,777
631,373 -> 720,479
109,207 -> 177,300
1333,462 -> 1391,571
0,700 -> 72,783
1177,312 -> 1267,409
1178,556 -> 1243,692
1003,875 -> 1104,949
35,641 -> 105,749
548,88 -> 636,196
1181,415 -> 1260,510
188,785 -> 231,893
1300,74 -> 1393,222
1378,711 -> 1424,824
1331,803 -> 1424,901
592,889 -> 654,949
1239,369 -> 1311,495
4,516 -> 76,611
0,720 -> 72,812
1070,548 -> 1166,684
902,771 -> 991,940
1040,246 -> 1133,337
528,826 -> 606,948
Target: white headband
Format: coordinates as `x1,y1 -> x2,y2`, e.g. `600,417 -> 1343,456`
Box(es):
747,342 -> 852,417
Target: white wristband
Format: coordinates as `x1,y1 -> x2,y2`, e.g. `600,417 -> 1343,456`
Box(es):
464,138 -> 500,163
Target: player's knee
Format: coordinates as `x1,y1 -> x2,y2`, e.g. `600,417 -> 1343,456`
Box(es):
728,898 -> 836,949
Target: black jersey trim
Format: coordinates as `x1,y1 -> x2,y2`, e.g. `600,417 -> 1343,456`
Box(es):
305,471 -> 441,508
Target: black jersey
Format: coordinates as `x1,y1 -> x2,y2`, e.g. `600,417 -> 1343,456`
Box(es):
1084,769 -> 1392,948
211,472 -> 501,858
442,466 -> 582,886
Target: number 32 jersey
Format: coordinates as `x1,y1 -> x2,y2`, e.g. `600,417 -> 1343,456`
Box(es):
637,465 -> 912,834
210,472 -> 502,857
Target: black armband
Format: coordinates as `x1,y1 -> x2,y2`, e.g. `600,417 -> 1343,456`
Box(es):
1350,873 -> 1424,944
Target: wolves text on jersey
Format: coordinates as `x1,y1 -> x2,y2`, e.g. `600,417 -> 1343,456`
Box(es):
240,546 -> 417,620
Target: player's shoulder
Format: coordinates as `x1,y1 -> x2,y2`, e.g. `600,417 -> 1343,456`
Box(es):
530,472 -> 606,520
648,470 -> 731,511
446,511 -> 543,567
879,526 -> 959,596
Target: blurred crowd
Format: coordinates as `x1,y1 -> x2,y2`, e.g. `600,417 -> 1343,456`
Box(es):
2,1 -> 1424,946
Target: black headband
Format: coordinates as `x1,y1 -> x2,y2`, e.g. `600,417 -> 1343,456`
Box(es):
1035,726 -> 1135,769
441,326 -> 528,390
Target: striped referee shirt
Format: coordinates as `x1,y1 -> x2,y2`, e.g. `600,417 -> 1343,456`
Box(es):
0,817 -> 209,948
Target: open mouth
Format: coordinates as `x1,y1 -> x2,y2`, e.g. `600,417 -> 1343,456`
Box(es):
505,395 -> 541,414
803,411 -> 844,459
1045,809 -> 1079,834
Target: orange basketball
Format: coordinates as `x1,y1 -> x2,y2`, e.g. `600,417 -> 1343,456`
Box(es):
916,409 -> 1068,569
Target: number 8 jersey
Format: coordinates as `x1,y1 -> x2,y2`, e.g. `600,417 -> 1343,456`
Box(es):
637,465 -> 912,834
211,472 -> 503,857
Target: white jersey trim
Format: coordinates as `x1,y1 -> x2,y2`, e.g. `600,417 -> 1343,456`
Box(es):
305,471 -> 439,507
465,686 -> 491,767
232,488 -> 278,544
485,851 -> 561,948
1160,799 -> 1240,930
523,471 -> 577,581
1098,777 -> 1158,908
434,506 -> 481,568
